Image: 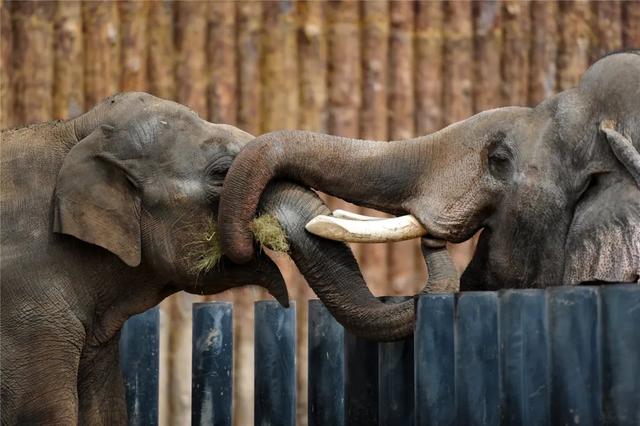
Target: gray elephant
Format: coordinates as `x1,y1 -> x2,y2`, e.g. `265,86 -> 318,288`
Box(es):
1,92 -> 437,425
218,51 -> 640,289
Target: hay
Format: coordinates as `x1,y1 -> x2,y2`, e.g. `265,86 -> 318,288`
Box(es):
186,215 -> 288,274
251,214 -> 290,253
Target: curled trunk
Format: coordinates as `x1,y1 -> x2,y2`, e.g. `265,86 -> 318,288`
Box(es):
259,182 -> 415,341
219,130 -> 424,264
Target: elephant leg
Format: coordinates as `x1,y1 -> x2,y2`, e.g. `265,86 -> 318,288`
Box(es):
77,338 -> 128,426
421,239 -> 459,293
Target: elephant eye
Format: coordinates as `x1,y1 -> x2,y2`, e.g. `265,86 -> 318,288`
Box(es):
488,147 -> 513,180
205,155 -> 234,182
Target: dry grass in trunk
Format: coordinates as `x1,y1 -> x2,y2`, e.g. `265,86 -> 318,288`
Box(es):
184,215 -> 289,275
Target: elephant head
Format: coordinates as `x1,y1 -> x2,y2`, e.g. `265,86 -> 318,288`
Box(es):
53,92 -> 416,340
218,51 -> 640,290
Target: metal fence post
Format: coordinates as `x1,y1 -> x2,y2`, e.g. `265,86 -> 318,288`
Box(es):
192,302 -> 233,426
414,293 -> 455,426
549,286 -> 603,425
500,289 -> 549,425
254,301 -> 296,426
120,306 -> 160,426
455,292 -> 500,425
378,296 -> 414,426
308,299 -> 345,426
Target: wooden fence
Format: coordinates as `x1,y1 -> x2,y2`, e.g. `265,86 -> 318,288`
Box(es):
121,284 -> 640,426
3,1 -> 640,424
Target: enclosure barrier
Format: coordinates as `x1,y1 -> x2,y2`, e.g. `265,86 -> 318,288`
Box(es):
119,284 -> 640,426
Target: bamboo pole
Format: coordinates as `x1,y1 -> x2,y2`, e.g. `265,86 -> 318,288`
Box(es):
529,0 -> 558,105
119,1 -> 148,92
297,1 -> 327,132
1,0 -> 13,128
53,1 -> 83,120
591,1 -> 622,62
473,0 -> 502,112
261,1 -> 298,132
359,0 -> 389,295
558,0 -> 591,91
175,1 -> 207,116
388,0 -> 422,294
237,1 -> 262,135
83,1 -> 120,108
326,0 -> 361,266
12,1 -> 55,125
623,1 -> 640,49
443,0 -> 475,274
502,0 -> 530,106
415,0 -> 444,135
168,3 -> 209,425
233,3 -> 263,426
147,0 -> 175,100
208,1 -> 236,125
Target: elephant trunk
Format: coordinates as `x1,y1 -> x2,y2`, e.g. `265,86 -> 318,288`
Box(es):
259,182 -> 415,341
219,130 -> 425,264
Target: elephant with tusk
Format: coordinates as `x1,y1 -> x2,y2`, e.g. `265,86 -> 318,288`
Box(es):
1,92 -> 447,425
218,50 -> 640,290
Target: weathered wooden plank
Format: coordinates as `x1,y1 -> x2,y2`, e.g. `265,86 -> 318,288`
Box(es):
175,1 -> 207,116
12,1 -> 55,124
388,0 -> 422,295
1,0 -> 13,128
191,303 -> 233,426
591,1 -> 622,62
558,0 -> 591,91
549,287 -> 603,425
53,1 -> 84,120
500,289 -> 550,425
623,0 -> 640,49
261,0 -> 298,132
414,293 -> 455,426
359,0 -> 389,295
345,331 -> 378,425
443,0 -> 475,273
297,0 -> 327,132
255,301 -> 296,426
207,1 -> 236,125
601,284 -> 640,425
147,0 -> 175,100
119,1 -> 148,92
455,292 -> 500,425
307,300 -> 345,426
415,0 -> 444,135
236,1 -> 262,135
473,0 -> 503,112
502,0 -> 530,106
83,0 -> 120,108
529,0 -> 558,105
378,297 -> 414,426
120,306 -> 160,426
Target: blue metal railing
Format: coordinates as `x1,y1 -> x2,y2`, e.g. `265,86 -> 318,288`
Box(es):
120,284 -> 640,426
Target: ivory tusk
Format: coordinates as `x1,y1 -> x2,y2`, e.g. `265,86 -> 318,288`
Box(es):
305,214 -> 428,243
331,209 -> 385,221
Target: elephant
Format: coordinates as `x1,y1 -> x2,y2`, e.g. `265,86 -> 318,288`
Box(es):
218,51 -> 640,290
1,92 -> 443,425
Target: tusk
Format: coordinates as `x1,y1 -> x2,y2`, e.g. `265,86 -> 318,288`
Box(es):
331,209 -> 385,221
305,214 -> 427,243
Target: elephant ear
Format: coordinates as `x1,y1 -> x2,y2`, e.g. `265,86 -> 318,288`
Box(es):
564,124 -> 640,284
53,125 -> 142,267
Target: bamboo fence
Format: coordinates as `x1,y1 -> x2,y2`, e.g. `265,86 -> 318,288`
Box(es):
1,1 -> 638,425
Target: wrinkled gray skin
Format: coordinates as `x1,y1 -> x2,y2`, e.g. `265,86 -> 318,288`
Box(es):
219,51 -> 640,289
0,93 -> 422,425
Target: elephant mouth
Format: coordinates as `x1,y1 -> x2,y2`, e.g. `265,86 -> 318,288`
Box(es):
305,209 -> 448,247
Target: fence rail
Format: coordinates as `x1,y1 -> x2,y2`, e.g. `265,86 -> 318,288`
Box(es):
120,284 -> 640,426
